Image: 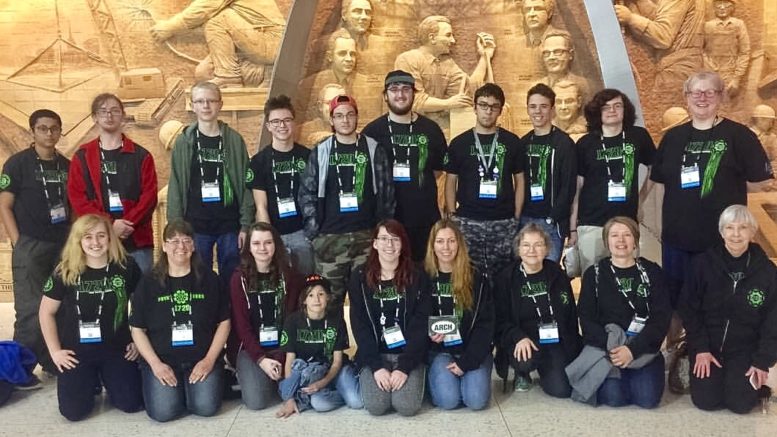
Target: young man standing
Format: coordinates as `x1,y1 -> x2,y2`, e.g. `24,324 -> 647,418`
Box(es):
0,109 -> 69,375
167,82 -> 254,279
248,95 -> 313,274
362,70 -> 447,261
444,83 -> 525,280
519,83 -> 577,262
298,95 -> 394,311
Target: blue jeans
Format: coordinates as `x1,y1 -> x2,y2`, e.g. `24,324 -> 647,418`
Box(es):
281,229 -> 315,276
519,215 -> 563,262
336,362 -> 364,409
140,361 -> 223,422
596,354 -> 665,409
194,232 -> 239,278
278,359 -> 343,412
662,243 -> 700,309
129,248 -> 153,275
427,353 -> 492,410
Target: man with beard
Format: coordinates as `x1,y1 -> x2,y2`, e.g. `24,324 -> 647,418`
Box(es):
362,70 -> 447,261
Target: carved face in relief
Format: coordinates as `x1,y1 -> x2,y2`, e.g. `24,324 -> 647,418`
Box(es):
523,0 -> 551,32
318,84 -> 346,122
329,37 -> 357,76
713,0 -> 734,19
554,83 -> 582,124
541,35 -> 572,75
431,21 -> 456,56
342,0 -> 373,35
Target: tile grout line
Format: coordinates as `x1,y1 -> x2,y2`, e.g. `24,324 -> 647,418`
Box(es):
493,385 -> 515,437
224,404 -> 242,437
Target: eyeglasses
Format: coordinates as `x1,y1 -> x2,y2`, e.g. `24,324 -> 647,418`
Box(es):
332,112 -> 357,121
476,102 -> 502,112
685,89 -> 721,99
34,125 -> 62,134
165,238 -> 194,247
519,242 -> 546,251
387,85 -> 413,94
192,99 -> 221,106
602,102 -> 624,112
268,117 -> 294,127
541,49 -> 570,58
96,109 -> 123,118
375,235 -> 401,245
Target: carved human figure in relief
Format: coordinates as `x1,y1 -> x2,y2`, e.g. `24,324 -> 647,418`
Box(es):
523,0 -> 557,48
298,83 -> 346,148
538,30 -> 589,103
339,0 -> 395,75
150,0 -> 286,87
552,79 -> 586,141
702,0 -> 751,96
748,104 -> 777,171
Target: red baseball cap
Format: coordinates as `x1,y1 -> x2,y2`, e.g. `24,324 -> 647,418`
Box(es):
329,94 -> 358,116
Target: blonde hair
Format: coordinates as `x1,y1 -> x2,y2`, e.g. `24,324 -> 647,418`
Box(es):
56,214 -> 127,285
424,219 -> 474,311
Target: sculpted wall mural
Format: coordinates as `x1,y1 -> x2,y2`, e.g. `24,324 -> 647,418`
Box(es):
1,0 -> 777,295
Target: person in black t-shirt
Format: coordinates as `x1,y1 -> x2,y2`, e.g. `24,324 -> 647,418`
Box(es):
519,84 -> 577,262
444,83 -> 525,280
362,70 -> 447,261
39,214 -> 143,421
569,89 -> 655,275
249,95 -> 313,274
0,109 -> 69,374
276,274 -> 348,418
130,219 -> 231,422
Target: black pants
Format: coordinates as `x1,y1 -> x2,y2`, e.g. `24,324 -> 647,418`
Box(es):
0,381 -> 12,407
689,351 -> 759,414
405,225 -> 433,263
511,343 -> 572,398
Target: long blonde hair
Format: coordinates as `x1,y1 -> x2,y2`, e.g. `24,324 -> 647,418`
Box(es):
424,219 -> 474,311
56,214 -> 127,285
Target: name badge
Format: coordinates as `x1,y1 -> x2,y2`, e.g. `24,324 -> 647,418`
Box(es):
393,163 -> 411,182
479,180 -> 497,199
79,321 -> 102,344
277,198 -> 297,218
50,203 -> 67,224
627,316 -> 648,337
530,185 -> 544,201
443,332 -> 463,347
607,182 -> 626,202
538,322 -> 560,344
339,192 -> 359,212
259,326 -> 279,347
680,164 -> 701,189
108,190 -> 123,212
383,325 -> 406,349
201,181 -> 221,203
171,322 -> 194,347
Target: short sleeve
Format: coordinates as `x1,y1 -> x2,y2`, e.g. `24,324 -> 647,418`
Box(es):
650,136 -> 668,183
576,136 -> 591,176
42,274 -> 67,301
510,136 -> 526,174
427,122 -> 447,172
129,276 -> 150,328
444,140 -> 463,175
334,317 -> 349,351
247,151 -> 268,191
280,314 -> 297,354
735,126 -> 775,182
637,127 -> 657,166
0,155 -> 23,195
217,278 -> 231,323
125,259 -> 141,297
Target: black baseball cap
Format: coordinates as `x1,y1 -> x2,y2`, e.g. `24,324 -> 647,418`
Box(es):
384,70 -> 416,90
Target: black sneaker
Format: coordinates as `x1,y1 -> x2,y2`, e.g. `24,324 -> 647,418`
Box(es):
15,374 -> 42,391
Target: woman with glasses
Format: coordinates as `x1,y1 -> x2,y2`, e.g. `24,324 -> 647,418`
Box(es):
568,89 -> 656,275
494,223 -> 581,397
130,219 -> 231,422
67,93 -> 158,274
424,219 -> 494,410
39,214 -> 143,421
340,219 -> 431,416
227,222 -> 304,410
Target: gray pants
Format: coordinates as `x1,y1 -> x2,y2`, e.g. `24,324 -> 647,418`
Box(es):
455,216 -> 519,280
359,354 -> 426,416
12,235 -> 62,372
236,350 -> 279,410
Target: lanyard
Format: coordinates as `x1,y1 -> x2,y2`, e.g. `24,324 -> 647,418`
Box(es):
33,147 -> 64,208
195,129 -> 223,183
609,260 -> 651,316
332,137 -> 359,195
682,116 -> 718,167
98,140 -> 119,194
75,265 -> 110,323
256,274 -> 285,328
377,283 -> 401,328
473,128 -> 499,180
599,130 -> 626,183
271,150 -> 296,199
528,128 -> 553,186
305,317 -> 328,329
519,265 -> 554,322
387,115 -> 414,165
434,276 -> 456,317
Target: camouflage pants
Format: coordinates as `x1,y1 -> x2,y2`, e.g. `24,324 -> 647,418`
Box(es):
454,216 -> 519,281
312,229 -> 372,313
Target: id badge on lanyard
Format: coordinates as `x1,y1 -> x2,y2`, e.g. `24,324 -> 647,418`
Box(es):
171,322 -> 194,347
259,326 -> 279,347
479,180 -> 497,199
339,192 -> 359,212
79,321 -> 102,344
530,185 -> 544,201
108,190 -> 123,212
627,316 -> 648,337
277,198 -> 297,218
50,203 -> 67,224
607,182 -> 626,202
538,322 -> 560,344
383,325 -> 406,349
680,164 -> 700,189
393,163 -> 411,182
201,181 -> 221,203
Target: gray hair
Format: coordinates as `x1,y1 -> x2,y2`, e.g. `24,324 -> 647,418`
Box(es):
514,222 -> 552,251
718,204 -> 758,234
683,71 -> 725,95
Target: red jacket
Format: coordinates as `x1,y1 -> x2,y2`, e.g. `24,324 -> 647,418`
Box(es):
67,136 -> 158,248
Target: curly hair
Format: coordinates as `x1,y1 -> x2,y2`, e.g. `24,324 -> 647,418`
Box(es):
583,88 -> 636,133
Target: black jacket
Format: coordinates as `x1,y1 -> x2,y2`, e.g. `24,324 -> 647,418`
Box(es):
679,243 -> 777,371
578,257 -> 671,358
429,271 -> 495,372
348,265 -> 431,374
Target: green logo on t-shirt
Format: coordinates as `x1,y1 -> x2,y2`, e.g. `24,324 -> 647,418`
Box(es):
246,168 -> 254,183
560,291 -> 570,305
296,159 -> 306,171
280,330 -> 288,346
173,289 -> 189,305
43,276 -> 53,293
747,289 -> 765,308
0,174 -> 10,190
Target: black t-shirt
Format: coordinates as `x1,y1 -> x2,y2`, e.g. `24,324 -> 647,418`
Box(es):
247,144 -> 310,235
44,260 -> 140,352
185,133 -> 240,235
517,270 -> 557,328
362,114 -> 446,227
576,126 -> 655,226
368,280 -> 408,354
430,272 -> 465,354
651,119 -> 774,252
280,311 -> 348,364
130,269 -> 231,366
319,139 -> 377,234
0,147 -> 70,243
445,128 -> 525,220
244,272 -> 286,341
520,129 -> 577,220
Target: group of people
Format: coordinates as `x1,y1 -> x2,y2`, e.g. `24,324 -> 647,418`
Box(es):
1,67 -> 776,421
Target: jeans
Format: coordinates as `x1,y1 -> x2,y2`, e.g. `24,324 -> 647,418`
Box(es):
519,216 -> 564,262
57,348 -> 143,421
235,350 -> 278,410
428,352 -> 492,410
281,229 -> 315,276
140,360 -> 224,422
278,359 -> 343,413
511,343 -> 573,398
596,354 -> 665,409
358,354 -> 425,416
336,362 -> 364,409
689,351 -> 759,414
194,231 -> 240,279
128,248 -> 153,275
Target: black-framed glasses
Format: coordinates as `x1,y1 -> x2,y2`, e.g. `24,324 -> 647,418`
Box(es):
267,117 -> 294,127
476,102 -> 502,112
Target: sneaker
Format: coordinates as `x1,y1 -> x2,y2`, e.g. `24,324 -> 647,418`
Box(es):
15,374 -> 42,391
514,373 -> 533,392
